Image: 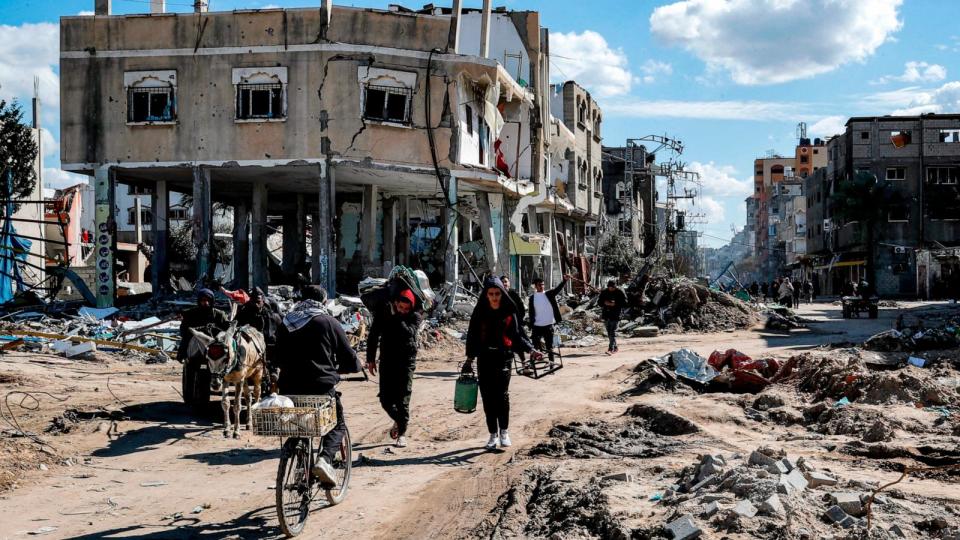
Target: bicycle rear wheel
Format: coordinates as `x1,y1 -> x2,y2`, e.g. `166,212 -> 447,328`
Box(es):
325,427 -> 352,505
276,438 -> 317,537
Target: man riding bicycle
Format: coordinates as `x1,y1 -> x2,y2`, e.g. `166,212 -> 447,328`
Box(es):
274,285 -> 361,487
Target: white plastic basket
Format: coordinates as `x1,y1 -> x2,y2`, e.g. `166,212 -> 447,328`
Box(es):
251,395 -> 337,438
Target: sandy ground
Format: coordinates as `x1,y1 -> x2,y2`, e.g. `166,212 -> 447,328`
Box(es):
0,300 -> 956,539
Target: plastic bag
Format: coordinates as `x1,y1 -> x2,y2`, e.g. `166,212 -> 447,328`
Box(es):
253,393 -> 294,409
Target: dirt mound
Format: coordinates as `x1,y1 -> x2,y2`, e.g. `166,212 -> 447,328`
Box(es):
469,466 -> 631,540
791,352 -> 957,406
530,406 -> 696,459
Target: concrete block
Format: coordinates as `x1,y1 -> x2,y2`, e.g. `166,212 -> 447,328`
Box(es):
689,474 -> 717,492
749,450 -> 777,468
888,524 -> 906,538
602,472 -> 634,483
767,461 -> 789,475
830,492 -> 863,516
732,499 -> 758,519
666,514 -> 702,540
780,457 -> 797,472
776,475 -> 794,495
701,501 -> 721,518
824,505 -> 849,525
805,471 -> 837,488
701,494 -> 731,503
759,494 -> 785,517
64,341 -> 97,358
784,469 -> 809,492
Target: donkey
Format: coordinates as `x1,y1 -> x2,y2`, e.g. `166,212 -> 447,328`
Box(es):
190,322 -> 267,438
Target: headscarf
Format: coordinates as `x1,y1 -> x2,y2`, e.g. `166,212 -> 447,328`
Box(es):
475,276 -> 517,314
282,299 -> 328,332
197,288 -> 216,303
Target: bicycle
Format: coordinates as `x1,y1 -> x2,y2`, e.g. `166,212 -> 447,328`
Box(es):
253,394 -> 353,538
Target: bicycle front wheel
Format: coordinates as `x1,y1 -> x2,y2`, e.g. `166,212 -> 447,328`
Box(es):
325,427 -> 352,505
276,438 -> 315,537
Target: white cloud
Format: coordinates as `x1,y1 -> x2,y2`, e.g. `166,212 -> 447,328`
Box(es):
43,168 -> 88,189
687,161 -> 752,198
0,22 -> 59,121
550,30 -> 634,97
39,128 -> 58,159
808,115 -> 847,138
603,98 -> 810,121
890,81 -> 960,115
639,60 -> 672,84
872,61 -> 947,84
650,0 -> 903,85
677,195 -> 725,223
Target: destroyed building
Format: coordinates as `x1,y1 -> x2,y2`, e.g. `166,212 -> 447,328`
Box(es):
60,1 -> 602,306
601,143 -> 656,256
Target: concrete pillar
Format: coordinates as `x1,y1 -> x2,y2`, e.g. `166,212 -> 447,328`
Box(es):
281,196 -> 305,278
311,212 -> 321,284
397,196 -> 409,266
151,180 -> 169,297
448,0 -> 464,53
361,184 -> 378,265
382,197 -> 397,273
321,0 -> 332,26
477,192 -> 499,274
192,166 -> 212,283
95,0 -> 110,16
444,176 -> 459,284
94,165 -> 116,307
150,0 -> 165,13
479,0 -> 492,58
316,164 -> 336,295
232,202 -> 249,290
251,181 -> 268,290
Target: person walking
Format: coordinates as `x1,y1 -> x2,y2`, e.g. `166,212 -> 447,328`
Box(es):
274,285 -> 361,487
792,278 -> 802,306
527,274 -> 570,366
500,275 -> 527,368
760,281 -> 769,302
463,277 -> 539,450
366,287 -> 422,448
598,280 -> 628,355
778,277 -> 795,308
803,279 -> 814,303
749,281 -> 760,300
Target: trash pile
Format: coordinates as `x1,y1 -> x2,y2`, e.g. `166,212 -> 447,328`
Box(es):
864,327 -> 960,352
657,446 -> 958,540
632,348 -> 791,394
764,305 -> 815,331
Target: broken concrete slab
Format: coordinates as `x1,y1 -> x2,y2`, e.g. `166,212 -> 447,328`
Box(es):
666,514 -> 702,540
780,457 -> 797,472
732,499 -> 758,518
889,524 -> 906,537
824,504 -> 849,525
689,474 -> 718,492
830,492 -> 863,516
759,494 -> 785,517
701,501 -> 721,518
784,469 -> 809,492
767,460 -> 789,475
748,450 -> 777,469
805,470 -> 837,488
602,472 -> 634,483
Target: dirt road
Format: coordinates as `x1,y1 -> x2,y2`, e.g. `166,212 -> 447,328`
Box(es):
0,301 -> 955,539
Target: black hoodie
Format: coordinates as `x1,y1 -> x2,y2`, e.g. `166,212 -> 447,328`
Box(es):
465,277 -> 533,359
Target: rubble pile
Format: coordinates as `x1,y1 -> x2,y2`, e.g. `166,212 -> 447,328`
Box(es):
631,348 -> 790,394
791,352 -> 957,406
529,404 -> 697,459
864,327 -> 960,352
764,305 -> 815,331
658,447 -> 960,540
471,466 -> 632,540
638,277 -> 759,333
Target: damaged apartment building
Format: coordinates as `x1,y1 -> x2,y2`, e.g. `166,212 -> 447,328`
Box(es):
60,1 -> 601,306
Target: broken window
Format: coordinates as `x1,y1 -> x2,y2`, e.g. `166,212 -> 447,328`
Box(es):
886,167 -> 906,181
799,155 -> 809,164
861,131 -> 870,140
887,206 -> 909,223
363,84 -> 412,124
939,129 -> 960,143
127,87 -> 175,123
465,104 -> 473,135
890,130 -> 912,148
169,207 -> 188,221
127,185 -> 151,195
927,167 -> 959,185
127,207 -> 153,226
236,83 -> 285,120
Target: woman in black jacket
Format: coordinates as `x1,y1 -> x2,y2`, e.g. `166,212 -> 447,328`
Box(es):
463,277 -> 539,450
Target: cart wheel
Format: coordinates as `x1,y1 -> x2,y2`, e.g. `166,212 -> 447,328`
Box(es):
182,360 -> 210,411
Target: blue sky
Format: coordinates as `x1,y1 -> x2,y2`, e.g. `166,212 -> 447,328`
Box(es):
1,0 -> 958,247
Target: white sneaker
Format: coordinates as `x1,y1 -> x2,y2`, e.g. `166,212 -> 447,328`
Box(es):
311,458 -> 337,487
485,434 -> 499,450
499,430 -> 512,447
395,435 -> 407,448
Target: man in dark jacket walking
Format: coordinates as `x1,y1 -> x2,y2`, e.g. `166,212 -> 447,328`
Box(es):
527,274 -> 570,365
598,280 -> 628,354
275,285 -> 361,487
366,288 -> 422,448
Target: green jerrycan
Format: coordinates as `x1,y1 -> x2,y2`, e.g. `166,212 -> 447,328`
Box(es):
454,373 -> 478,413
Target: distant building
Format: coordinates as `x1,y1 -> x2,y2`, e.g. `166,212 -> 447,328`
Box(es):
601,144 -> 656,255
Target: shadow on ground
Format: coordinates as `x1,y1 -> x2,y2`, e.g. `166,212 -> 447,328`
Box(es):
66,505 -> 283,539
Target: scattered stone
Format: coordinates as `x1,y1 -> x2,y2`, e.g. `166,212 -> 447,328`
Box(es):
701,494 -> 731,503
759,494 -> 785,517
824,505 -> 853,526
702,501 -> 721,518
805,471 -> 837,488
830,492 -> 863,516
603,472 -> 634,483
862,419 -> 894,442
732,499 -> 758,519
784,469 -> 809,492
749,450 -> 777,469
797,527 -> 813,540
38,464 -> 48,471
779,457 -> 797,472
889,524 -> 906,537
690,474 -> 718,492
767,460 -> 789,475
666,514 -> 702,540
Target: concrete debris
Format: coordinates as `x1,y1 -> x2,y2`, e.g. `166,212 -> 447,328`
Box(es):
732,499 -> 758,518
666,514 -> 702,539
828,492 -> 864,517
758,494 -> 785,517
864,326 -> 960,352
805,471 -> 838,488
